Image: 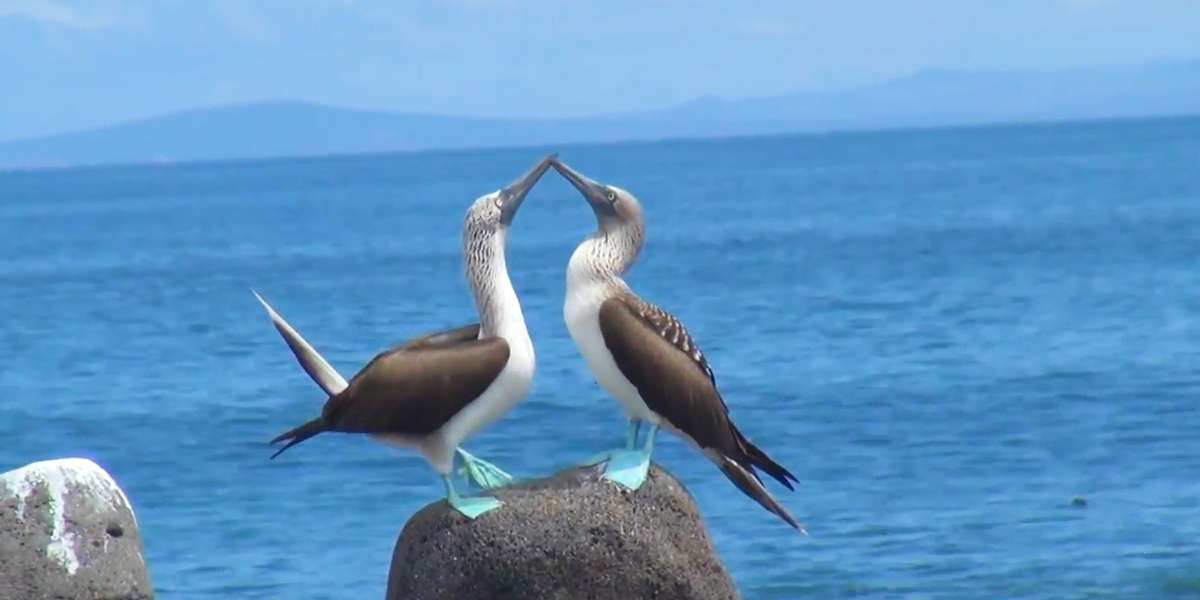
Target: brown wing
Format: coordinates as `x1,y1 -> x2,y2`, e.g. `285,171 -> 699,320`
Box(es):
598,295 -> 802,530
598,295 -> 798,489
320,335 -> 509,436
626,300 -> 717,385
399,323 -> 481,350
598,296 -> 737,451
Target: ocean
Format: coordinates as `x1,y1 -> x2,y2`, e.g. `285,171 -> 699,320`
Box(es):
2,116 -> 1198,599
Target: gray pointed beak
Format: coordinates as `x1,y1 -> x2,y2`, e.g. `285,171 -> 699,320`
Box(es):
550,158 -> 612,212
499,154 -> 555,226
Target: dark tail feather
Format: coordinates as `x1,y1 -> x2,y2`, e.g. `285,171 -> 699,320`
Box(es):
269,418 -> 326,459
718,456 -> 807,534
737,431 -> 799,490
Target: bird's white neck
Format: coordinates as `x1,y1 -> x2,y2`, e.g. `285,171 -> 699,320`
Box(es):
465,229 -> 531,349
566,228 -> 640,295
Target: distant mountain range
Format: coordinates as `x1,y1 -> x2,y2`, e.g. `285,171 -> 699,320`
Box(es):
2,60 -> 1198,170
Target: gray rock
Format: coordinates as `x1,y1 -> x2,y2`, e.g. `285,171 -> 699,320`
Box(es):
0,458 -> 153,600
386,463 -> 740,600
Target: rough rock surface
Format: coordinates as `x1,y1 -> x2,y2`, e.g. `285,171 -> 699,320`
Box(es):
0,458 -> 153,600
386,463 -> 739,600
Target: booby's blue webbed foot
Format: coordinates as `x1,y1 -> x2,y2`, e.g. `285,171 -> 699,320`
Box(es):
448,494 -> 503,519
589,422 -> 658,491
456,448 -> 514,490
601,448 -> 652,490
580,448 -> 619,467
443,475 -> 502,519
580,419 -> 643,466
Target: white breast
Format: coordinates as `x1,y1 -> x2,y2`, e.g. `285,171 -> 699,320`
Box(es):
565,276 -> 657,425
404,337 -> 533,475
442,342 -> 533,443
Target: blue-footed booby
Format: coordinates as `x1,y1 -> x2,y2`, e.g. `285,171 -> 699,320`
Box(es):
259,155 -> 553,519
552,158 -> 804,531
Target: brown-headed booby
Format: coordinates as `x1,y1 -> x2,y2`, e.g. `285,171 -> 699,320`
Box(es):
259,155 -> 554,519
552,158 -> 804,531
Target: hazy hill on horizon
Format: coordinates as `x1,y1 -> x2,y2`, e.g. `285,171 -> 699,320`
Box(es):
2,60 -> 1198,170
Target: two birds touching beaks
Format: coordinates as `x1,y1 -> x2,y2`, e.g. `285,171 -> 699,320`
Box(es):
254,155 -> 805,533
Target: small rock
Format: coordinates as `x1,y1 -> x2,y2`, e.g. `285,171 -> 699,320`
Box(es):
386,463 -> 740,600
0,458 -> 153,600
1071,496 -> 1087,508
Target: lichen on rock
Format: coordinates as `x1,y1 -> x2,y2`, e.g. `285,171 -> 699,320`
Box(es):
1,458 -> 153,600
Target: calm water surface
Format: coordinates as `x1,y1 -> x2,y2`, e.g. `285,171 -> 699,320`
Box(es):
2,117 -> 1199,599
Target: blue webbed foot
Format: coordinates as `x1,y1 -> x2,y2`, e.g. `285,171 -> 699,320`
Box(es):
602,448 -> 652,491
456,448 -> 514,490
583,421 -> 657,490
443,475 -> 502,519
580,448 -> 617,467
448,494 -> 503,519
581,420 -> 644,467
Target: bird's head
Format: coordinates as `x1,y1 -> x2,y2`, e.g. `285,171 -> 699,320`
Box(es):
550,158 -> 644,234
464,154 -> 556,234
551,157 -> 645,279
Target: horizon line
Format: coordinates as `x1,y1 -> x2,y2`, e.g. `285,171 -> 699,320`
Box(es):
2,111 -> 1197,176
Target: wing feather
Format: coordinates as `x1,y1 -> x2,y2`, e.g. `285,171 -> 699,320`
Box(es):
598,295 -> 798,490
322,336 -> 510,436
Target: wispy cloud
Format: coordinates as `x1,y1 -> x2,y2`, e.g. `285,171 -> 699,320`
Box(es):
0,0 -> 120,29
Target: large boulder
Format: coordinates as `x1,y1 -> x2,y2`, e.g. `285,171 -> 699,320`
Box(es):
0,458 -> 153,600
386,463 -> 739,600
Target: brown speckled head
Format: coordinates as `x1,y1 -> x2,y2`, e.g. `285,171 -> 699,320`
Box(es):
462,154 -> 555,332
551,158 -> 645,280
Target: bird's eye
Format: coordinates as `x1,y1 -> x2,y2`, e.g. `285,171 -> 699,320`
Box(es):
493,196 -> 503,209
606,190 -> 617,203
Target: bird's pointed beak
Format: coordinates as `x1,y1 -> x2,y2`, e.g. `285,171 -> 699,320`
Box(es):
550,158 -> 611,211
499,154 -> 556,226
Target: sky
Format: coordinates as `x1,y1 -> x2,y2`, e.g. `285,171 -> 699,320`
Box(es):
1,0 -> 1198,141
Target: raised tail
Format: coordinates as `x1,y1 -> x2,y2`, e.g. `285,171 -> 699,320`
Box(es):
269,418 -> 326,459
736,429 -> 799,491
253,290 -> 346,460
717,455 -> 806,534
251,290 -> 349,396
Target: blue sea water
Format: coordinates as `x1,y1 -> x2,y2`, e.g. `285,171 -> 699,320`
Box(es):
2,116 -> 1199,599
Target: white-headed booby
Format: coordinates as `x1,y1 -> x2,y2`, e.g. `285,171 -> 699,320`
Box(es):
552,158 -> 804,531
259,155 -> 554,519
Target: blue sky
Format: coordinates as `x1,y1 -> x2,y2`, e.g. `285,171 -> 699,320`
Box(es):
1,0 -> 1197,141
